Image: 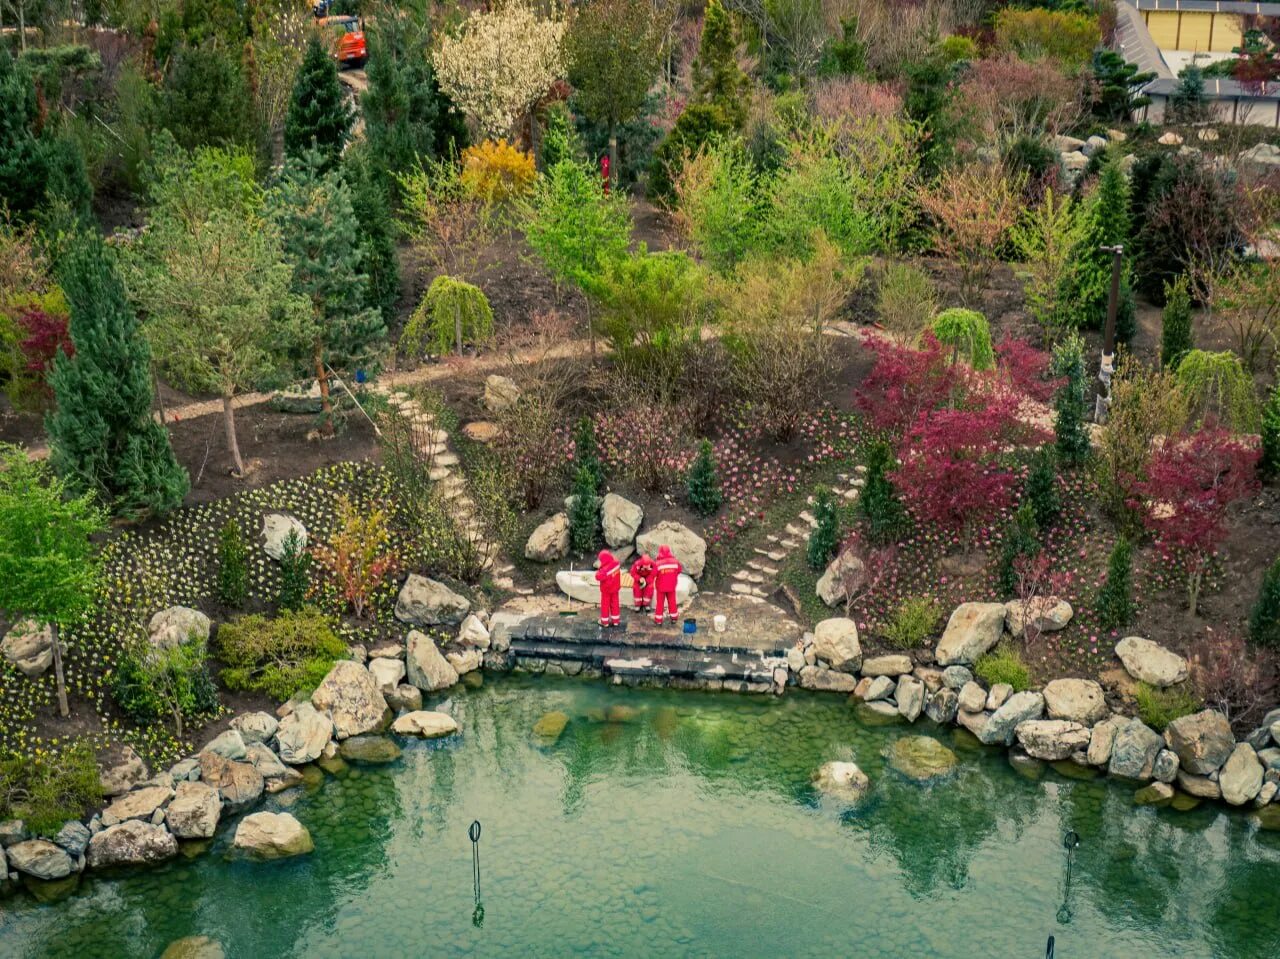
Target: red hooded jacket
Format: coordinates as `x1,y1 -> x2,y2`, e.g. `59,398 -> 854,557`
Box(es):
654,545 -> 682,591
594,549 -> 622,593
630,554 -> 655,588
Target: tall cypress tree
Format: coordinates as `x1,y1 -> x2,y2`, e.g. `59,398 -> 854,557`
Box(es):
1051,333 -> 1091,466
1062,156 -> 1136,341
1159,274 -> 1193,370
284,37 -> 353,169
690,0 -> 749,127
343,145 -> 401,324
46,237 -> 189,518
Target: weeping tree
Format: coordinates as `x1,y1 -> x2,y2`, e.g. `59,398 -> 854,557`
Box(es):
1174,349 -> 1260,435
931,308 -> 994,370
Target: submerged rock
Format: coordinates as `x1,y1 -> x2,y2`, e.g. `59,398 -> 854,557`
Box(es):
160,936 -> 226,959
338,735 -> 402,765
533,711 -> 570,742
813,761 -> 871,803
232,812 -> 313,860
887,736 -> 957,782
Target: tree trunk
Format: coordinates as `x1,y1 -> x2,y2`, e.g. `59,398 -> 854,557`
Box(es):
222,394 -> 245,476
51,623 -> 68,718
608,131 -> 619,191
174,705 -> 183,740
1189,571 -> 1201,618
314,341 -> 334,436
152,365 -> 168,425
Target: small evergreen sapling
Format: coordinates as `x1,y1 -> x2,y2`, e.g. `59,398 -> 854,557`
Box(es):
217,518 -> 248,607
278,529 -> 312,612
572,416 -> 605,493
807,487 -> 841,572
1159,275 -> 1193,370
997,503 -> 1041,599
569,465 -> 600,554
1024,451 -> 1060,529
1248,555 -> 1280,650
1095,536 -> 1134,631
861,439 -> 907,543
686,439 -> 723,517
1262,383 -> 1280,480
1050,332 -> 1090,466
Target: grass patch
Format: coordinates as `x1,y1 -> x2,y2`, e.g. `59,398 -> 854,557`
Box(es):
0,741 -> 104,835
1134,682 -> 1200,731
881,595 -> 941,650
974,643 -> 1031,692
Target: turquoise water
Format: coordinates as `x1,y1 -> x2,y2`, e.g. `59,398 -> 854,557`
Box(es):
2,677 -> 1278,959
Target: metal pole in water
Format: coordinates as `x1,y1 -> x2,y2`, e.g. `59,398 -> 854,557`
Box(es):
470,820 -> 484,927
1046,934 -> 1055,958
1057,830 -> 1081,924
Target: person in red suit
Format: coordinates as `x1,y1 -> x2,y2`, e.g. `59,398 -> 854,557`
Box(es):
595,549 -> 622,628
629,553 -> 655,613
652,544 -> 682,626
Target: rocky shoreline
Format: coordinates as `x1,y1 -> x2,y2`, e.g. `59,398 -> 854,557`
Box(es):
3,582 -> 1278,914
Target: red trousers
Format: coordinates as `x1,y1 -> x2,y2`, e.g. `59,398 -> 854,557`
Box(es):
599,589 -> 621,625
632,582 -> 654,609
654,590 -> 678,623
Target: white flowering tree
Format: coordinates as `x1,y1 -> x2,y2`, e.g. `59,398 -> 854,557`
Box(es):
432,1 -> 566,143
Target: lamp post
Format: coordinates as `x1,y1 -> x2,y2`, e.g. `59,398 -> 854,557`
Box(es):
1095,244 -> 1124,424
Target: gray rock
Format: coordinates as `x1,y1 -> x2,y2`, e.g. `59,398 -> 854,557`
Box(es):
636,521 -> 707,579
1152,749 -> 1180,784
1060,151 -> 1089,174
385,684 -> 423,712
524,513 -> 571,562
98,746 -> 150,797
1220,743 -> 1264,806
1015,720 -> 1090,761
101,785 -> 173,826
1053,134 -> 1086,152
925,688 -> 960,725
483,374 -> 521,412
368,657 -> 406,692
1114,636 -> 1188,688
1042,678 -> 1109,726
986,684 -> 1013,711
147,606 -> 211,651
942,666 -> 973,690
338,735 -> 402,764
1176,770 -> 1221,799
861,654 -> 913,677
86,821 -> 177,870
261,513 -> 307,562
6,839 -> 75,880
865,676 -> 896,702
243,743 -> 288,780
1164,710 -> 1235,775
958,682 -> 987,714
1087,717 -> 1120,767
934,603 -> 1006,666
197,752 -> 263,813
165,782 -> 221,840
811,618 -> 862,673
797,666 -> 857,693
957,710 -> 989,738
1082,134 -> 1108,156
978,691 -> 1045,746
406,630 -> 460,692
0,819 -> 27,847
1109,718 -> 1163,780
310,660 -> 391,740
445,647 -> 483,676
53,821 -> 90,858
1259,747 -> 1280,771
456,614 -> 491,649
274,702 -> 332,765
395,575 -> 470,627
232,812 -> 313,860
391,711 -> 459,738
229,712 -> 279,745
200,730 -> 246,761
1,619 -> 59,677
1004,597 -> 1073,638
1255,781 -> 1278,807
896,675 -> 926,722
1241,141 -> 1280,173
812,761 -> 870,803
815,550 -> 865,607
601,493 -> 644,548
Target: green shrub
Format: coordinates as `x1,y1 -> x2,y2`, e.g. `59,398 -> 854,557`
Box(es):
111,638 -> 219,738
806,487 -> 841,571
997,503 -> 1041,599
216,518 -> 248,607
0,741 -> 103,835
572,416 -> 604,493
1134,681 -> 1199,731
568,465 -> 599,555
686,439 -> 723,517
861,440 -> 907,544
876,260 -> 936,345
278,528 -> 312,611
217,607 -> 347,702
1095,536 -> 1134,631
994,7 -> 1100,67
1174,349 -> 1260,434
1051,332 -> 1090,466
1159,275 -> 1193,371
1249,555 -> 1280,650
1262,383 -> 1280,480
1024,451 -> 1060,529
399,275 -> 494,357
974,643 -> 1031,692
882,596 -> 941,650
931,308 -> 994,370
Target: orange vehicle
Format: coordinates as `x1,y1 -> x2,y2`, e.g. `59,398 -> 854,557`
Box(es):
316,14 -> 367,69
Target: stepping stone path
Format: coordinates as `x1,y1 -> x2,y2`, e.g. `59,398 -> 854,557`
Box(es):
729,468 -> 866,598
377,389 -> 529,595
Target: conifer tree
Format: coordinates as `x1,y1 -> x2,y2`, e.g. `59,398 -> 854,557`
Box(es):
1050,332 -> 1091,466
1095,536 -> 1134,631
807,487 -> 841,571
278,529 -> 312,611
1024,451 -> 1060,529
997,503 -> 1040,599
1061,157 -> 1136,340
284,37 -> 354,169
861,439 -> 907,543
343,146 -> 401,324
1261,382 -> 1280,480
686,439 -> 723,516
1159,274 -> 1194,370
271,151 -> 385,434
46,237 -> 189,518
572,416 -> 605,493
1249,555 -> 1280,650
217,518 -> 248,607
691,0 -> 749,126
569,465 -> 599,554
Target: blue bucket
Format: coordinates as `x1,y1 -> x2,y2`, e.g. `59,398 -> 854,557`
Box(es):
682,618 -> 697,634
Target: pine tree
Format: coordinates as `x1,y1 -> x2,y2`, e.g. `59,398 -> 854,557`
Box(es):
278,529 -> 312,611
997,503 -> 1041,599
572,416 -> 605,493
861,439 -> 907,543
1262,383 -> 1280,480
46,237 -> 189,518
343,146 -> 401,324
1249,555 -> 1280,650
284,38 -> 353,169
217,518 -> 248,607
690,0 -> 750,127
1062,156 -> 1136,340
1051,332 -> 1091,466
807,487 -> 841,571
569,465 -> 599,554
271,151 -> 386,434
1024,451 -> 1060,529
686,439 -> 723,516
1168,66 -> 1209,124
1095,536 -> 1134,631
1160,274 -> 1194,370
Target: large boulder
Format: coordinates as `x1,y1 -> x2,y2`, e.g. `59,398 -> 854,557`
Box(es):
165,782 -> 221,840
812,761 -> 870,803
483,374 -> 521,412
201,730 -> 246,760
232,812 -> 313,860
391,711 -> 459,738
1087,717 -> 1121,767
1015,720 -> 1091,761
310,660 -> 391,740
524,513 -> 570,563
230,712 -> 279,746
896,675 -> 926,722
1042,679 -> 1109,726
147,606 -> 211,651
405,630 -> 460,692
1108,717 -> 1163,780
636,521 -> 707,579
815,551 -> 865,607
368,657 -> 406,693
1164,710 -> 1235,775
160,937 -> 225,959
197,752 -> 264,812
887,736 -> 956,781
811,618 -> 861,673
1004,598 -> 1072,639
339,735 -> 402,764
1241,141 -> 1280,174
1,619 -> 59,678
101,785 -> 173,826
797,666 -> 858,693
601,494 -> 644,548
445,648 -> 483,675
861,654 -> 914,677
1219,743 -> 1264,806
261,513 -> 307,562
934,603 -> 1007,667
274,702 -> 332,765
6,839 -> 75,880
457,614 -> 491,649
395,575 -> 470,627
1114,636 -> 1188,688
86,820 -> 177,870
99,746 -> 148,797
977,691 -> 1045,746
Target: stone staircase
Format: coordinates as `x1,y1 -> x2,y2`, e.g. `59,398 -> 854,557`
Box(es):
725,466 -> 868,599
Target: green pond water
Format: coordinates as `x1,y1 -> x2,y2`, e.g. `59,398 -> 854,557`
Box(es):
2,677 -> 1279,959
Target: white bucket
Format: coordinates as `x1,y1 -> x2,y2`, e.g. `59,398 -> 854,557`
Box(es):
713,614 -> 727,633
